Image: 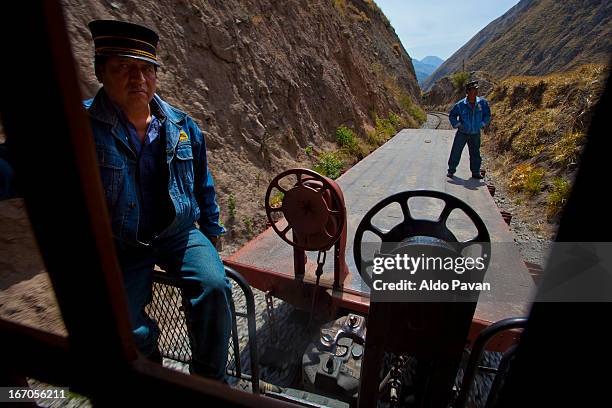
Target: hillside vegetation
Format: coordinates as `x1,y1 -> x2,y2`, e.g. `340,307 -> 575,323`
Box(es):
423,0 -> 612,90
483,64 -> 609,227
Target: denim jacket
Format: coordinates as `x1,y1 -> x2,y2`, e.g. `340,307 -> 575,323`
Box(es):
449,96 -> 491,135
84,88 -> 225,247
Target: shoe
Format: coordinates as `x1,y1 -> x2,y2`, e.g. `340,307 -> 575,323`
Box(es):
447,172 -> 454,178
471,174 -> 484,179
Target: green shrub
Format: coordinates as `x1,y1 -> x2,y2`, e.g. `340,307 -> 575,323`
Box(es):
243,216 -> 254,237
366,128 -> 383,146
387,112 -> 402,129
399,95 -> 426,124
552,131 -> 585,168
399,95 -> 413,112
304,145 -> 314,157
410,104 -> 427,124
336,125 -> 366,158
547,177 -> 571,218
509,164 -> 545,196
269,191 -> 284,209
451,71 -> 470,91
336,126 -> 358,149
313,151 -> 344,179
228,193 -> 236,218
375,114 -> 397,139
524,170 -> 545,195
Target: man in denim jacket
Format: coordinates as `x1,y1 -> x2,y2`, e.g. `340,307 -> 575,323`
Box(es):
84,20 -> 231,381
447,80 -> 491,179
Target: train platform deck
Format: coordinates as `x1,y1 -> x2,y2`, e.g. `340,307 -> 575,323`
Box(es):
226,128 -> 535,329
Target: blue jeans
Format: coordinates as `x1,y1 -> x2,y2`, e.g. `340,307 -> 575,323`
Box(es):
117,225 -> 232,380
447,131 -> 481,176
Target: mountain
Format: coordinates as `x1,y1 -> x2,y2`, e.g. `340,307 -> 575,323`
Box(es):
423,0 -> 612,90
412,56 -> 444,86
421,56 -> 444,67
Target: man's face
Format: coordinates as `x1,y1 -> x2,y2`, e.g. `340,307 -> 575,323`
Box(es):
467,87 -> 478,100
98,56 -> 157,111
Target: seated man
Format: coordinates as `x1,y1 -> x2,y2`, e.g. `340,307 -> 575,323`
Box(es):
83,20 -> 231,381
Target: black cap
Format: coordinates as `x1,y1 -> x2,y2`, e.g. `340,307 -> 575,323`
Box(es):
88,20 -> 160,66
466,80 -> 479,91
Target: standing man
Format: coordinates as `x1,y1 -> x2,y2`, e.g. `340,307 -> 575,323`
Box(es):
84,20 -> 231,381
447,80 -> 491,179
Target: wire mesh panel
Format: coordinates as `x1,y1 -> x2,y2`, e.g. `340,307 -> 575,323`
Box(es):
146,267 -> 260,393
226,280 -> 246,376
146,272 -> 193,363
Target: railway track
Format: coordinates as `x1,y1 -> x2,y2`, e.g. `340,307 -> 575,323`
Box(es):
426,111 -> 450,129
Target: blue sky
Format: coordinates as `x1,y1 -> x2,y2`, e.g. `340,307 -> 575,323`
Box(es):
374,0 -> 521,61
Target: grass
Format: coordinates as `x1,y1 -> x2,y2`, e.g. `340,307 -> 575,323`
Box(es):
348,3 -> 370,22
371,62 -> 426,127
228,193 -> 236,219
400,95 -> 427,123
333,0 -> 371,23
335,125 -> 367,159
547,177 -> 571,219
333,0 -> 347,14
366,128 -> 384,146
336,125 -> 358,150
551,131 -> 585,168
304,145 -> 314,157
375,113 -> 398,139
524,170 -> 545,196
484,64 -> 608,226
357,111 -> 411,152
313,151 -> 344,179
363,0 -> 390,26
513,135 -> 546,159
269,191 -> 284,209
310,109 -> 423,182
243,216 -> 254,237
509,163 -> 545,196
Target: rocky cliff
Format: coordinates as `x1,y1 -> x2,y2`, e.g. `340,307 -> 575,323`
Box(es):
423,0 -> 612,91
61,0 -> 422,246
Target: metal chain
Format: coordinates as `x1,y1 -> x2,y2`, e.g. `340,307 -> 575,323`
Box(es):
307,250 -> 327,328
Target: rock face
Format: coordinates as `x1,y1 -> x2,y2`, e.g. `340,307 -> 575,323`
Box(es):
423,0 -> 612,91
61,0 -> 421,241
